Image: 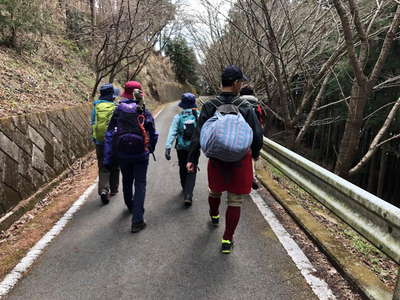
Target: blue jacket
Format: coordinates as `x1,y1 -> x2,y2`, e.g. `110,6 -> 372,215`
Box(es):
165,109 -> 200,150
103,99 -> 158,165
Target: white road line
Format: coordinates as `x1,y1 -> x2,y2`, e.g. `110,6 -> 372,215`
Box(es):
250,190 -> 336,300
153,105 -> 165,119
0,106 -> 166,298
0,181 -> 97,298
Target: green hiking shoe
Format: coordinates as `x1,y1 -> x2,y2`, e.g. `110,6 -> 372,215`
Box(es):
221,239 -> 234,254
211,215 -> 220,226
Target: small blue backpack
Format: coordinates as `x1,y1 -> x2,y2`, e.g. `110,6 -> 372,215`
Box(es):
177,109 -> 198,150
200,98 -> 253,162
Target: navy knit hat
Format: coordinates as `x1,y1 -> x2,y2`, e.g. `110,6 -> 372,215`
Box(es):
178,93 -> 197,109
99,83 -> 119,100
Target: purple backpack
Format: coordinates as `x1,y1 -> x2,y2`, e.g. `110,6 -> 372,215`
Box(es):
113,102 -> 147,155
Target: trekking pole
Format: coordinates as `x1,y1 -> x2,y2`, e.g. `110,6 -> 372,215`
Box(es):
152,153 -> 157,161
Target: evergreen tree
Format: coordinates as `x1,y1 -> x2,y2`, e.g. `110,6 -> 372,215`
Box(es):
165,37 -> 199,88
0,0 -> 51,49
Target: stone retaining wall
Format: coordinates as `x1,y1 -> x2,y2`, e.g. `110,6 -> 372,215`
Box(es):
0,104 -> 93,217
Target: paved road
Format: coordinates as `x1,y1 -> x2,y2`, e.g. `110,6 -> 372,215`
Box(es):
7,103 -> 317,300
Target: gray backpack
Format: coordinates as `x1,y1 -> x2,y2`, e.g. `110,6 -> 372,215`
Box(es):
200,98 -> 253,162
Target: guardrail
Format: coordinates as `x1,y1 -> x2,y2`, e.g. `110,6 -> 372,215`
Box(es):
260,137 -> 400,299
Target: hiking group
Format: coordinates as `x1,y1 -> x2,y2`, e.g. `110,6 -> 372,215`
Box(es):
91,65 -> 264,253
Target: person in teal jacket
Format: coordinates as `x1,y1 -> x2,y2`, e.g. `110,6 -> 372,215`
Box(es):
165,93 -> 199,207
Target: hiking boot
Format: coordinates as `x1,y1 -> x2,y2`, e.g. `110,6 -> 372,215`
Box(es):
100,192 -> 110,205
252,179 -> 259,190
131,222 -> 146,233
184,195 -> 192,207
210,215 -> 220,226
221,239 -> 234,254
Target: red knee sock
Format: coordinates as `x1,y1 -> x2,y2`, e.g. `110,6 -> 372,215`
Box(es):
223,206 -> 241,241
208,196 -> 221,217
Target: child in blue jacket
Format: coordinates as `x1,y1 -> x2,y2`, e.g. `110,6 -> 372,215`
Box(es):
165,93 -> 199,207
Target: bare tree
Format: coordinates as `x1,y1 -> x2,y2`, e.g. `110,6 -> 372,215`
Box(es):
349,97 -> 400,176
331,0 -> 400,177
89,0 -> 175,98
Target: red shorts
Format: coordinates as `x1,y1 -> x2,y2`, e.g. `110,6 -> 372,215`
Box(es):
208,152 -> 253,195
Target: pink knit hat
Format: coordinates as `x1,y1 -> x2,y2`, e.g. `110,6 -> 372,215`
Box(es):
121,81 -> 144,99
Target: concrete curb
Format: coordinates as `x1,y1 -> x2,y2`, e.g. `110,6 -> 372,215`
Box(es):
256,168 -> 393,300
0,151 -> 95,232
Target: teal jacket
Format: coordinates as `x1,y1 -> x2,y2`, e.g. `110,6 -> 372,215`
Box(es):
165,109 -> 200,150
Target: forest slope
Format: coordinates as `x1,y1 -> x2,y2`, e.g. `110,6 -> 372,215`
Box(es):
0,38 -> 186,118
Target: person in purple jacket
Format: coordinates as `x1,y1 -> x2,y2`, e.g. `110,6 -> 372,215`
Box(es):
104,81 -> 158,233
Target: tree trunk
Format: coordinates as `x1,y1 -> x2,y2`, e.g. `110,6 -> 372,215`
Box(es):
325,121 -> 332,166
311,128 -> 317,156
89,0 -> 96,37
334,84 -> 368,178
92,74 -> 101,100
11,27 -> 17,48
295,74 -> 330,148
367,152 -> 378,194
377,149 -> 388,198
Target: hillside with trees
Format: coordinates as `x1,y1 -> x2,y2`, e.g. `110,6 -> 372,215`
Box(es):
0,0 -> 189,117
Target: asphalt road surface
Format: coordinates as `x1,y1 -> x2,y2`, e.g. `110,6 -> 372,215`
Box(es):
7,102 -> 317,300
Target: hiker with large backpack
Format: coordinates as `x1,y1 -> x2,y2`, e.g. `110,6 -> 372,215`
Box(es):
240,85 -> 266,128
187,66 -> 263,254
165,93 -> 200,207
103,81 -> 158,233
91,83 -> 120,205
240,85 -> 266,190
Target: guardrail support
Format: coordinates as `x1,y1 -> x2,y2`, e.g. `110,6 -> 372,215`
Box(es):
394,271 -> 400,300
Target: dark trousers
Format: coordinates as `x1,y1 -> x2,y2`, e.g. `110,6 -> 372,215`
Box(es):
177,150 -> 197,199
96,144 -> 119,195
120,159 -> 149,224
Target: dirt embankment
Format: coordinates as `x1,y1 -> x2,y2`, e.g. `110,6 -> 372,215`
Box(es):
0,38 -> 94,118
0,40 -> 189,118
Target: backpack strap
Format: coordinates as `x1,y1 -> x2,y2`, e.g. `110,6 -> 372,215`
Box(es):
209,96 -> 224,108
177,111 -> 185,134
137,114 -> 150,151
192,108 -> 199,122
232,96 -> 248,108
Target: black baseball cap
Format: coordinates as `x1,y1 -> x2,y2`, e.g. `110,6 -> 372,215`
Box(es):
221,65 -> 249,82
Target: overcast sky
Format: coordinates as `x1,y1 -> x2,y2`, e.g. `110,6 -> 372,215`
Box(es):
183,0 -> 206,14
180,0 -> 231,16
168,0 -> 232,61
